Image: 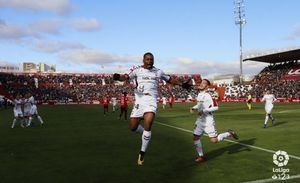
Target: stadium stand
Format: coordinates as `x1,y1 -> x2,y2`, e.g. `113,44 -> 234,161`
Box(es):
0,72 -> 201,103
225,84 -> 252,98
250,61 -> 299,98
1,49 -> 299,103
224,48 -> 300,101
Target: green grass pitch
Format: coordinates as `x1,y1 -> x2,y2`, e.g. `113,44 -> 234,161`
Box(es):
0,102 -> 299,183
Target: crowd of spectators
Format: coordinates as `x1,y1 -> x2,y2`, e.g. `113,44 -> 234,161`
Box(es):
251,62 -> 299,98
224,61 -> 299,99
0,73 -> 201,102
1,61 -> 298,103
225,84 -> 252,98
251,79 -> 299,98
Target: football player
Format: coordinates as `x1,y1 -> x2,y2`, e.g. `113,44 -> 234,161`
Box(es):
261,89 -> 276,128
119,92 -> 128,120
190,79 -> 239,163
26,92 -> 44,127
113,52 -> 192,165
11,94 -> 25,128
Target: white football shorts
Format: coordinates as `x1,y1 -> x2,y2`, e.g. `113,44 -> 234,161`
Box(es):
130,95 -> 157,118
193,116 -> 218,138
265,105 -> 273,114
14,109 -> 23,118
30,105 -> 38,115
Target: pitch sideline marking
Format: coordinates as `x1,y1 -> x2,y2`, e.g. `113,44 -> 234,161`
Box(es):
242,174 -> 300,183
278,109 -> 300,113
155,121 -> 300,160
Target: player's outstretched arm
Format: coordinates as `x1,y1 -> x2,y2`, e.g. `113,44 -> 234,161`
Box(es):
169,77 -> 193,90
113,73 -> 129,81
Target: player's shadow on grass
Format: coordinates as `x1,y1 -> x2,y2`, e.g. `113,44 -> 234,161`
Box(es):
205,138 -> 256,161
268,121 -> 288,128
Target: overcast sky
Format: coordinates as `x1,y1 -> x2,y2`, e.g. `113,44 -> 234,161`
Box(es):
1,0 -> 300,77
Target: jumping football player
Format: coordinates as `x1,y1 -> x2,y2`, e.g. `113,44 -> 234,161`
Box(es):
113,52 -> 192,165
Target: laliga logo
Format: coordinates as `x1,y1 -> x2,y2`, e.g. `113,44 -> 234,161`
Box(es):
272,150 -> 290,180
273,150 -> 289,167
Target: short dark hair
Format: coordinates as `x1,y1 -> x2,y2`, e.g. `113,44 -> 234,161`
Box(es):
143,52 -> 154,58
203,79 -> 211,86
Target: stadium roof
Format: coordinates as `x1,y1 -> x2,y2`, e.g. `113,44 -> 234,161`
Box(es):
243,48 -> 300,63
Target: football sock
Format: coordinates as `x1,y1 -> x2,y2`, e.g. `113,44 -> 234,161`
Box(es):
11,118 -> 17,128
141,130 -> 151,152
194,139 -> 204,156
28,117 -> 33,126
217,132 -> 230,142
37,116 -> 44,124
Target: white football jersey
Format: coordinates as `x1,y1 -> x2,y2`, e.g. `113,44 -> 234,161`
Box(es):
30,96 -> 36,106
192,91 -> 218,117
128,66 -> 170,99
24,96 -> 35,111
30,96 -> 37,108
262,94 -> 276,106
13,99 -> 23,111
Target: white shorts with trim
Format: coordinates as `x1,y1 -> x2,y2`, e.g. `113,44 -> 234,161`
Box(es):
130,95 -> 157,118
24,107 -> 32,117
265,105 -> 273,114
30,105 -> 38,115
193,116 -> 218,138
14,109 -> 23,118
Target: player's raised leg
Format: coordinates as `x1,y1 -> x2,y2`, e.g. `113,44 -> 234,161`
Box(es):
215,129 -> 238,142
